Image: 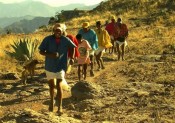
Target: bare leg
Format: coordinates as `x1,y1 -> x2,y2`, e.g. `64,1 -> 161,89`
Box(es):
114,41 -> 117,53
99,52 -> 105,69
116,43 -> 121,61
78,65 -> 81,81
30,69 -> 34,79
90,55 -> 94,76
110,40 -> 114,54
83,64 -> 87,80
121,43 -> 125,60
48,79 -> 55,112
95,53 -> 101,70
56,79 -> 63,115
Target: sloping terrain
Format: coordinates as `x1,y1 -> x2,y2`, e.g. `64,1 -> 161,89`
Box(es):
0,47 -> 175,122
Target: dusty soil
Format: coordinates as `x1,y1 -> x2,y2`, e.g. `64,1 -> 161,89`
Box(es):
0,51 -> 175,123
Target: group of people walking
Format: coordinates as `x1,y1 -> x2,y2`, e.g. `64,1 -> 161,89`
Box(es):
38,15 -> 128,115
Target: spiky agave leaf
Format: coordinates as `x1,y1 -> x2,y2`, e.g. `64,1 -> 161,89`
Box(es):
6,41 -> 27,61
5,38 -> 39,63
26,39 -> 39,59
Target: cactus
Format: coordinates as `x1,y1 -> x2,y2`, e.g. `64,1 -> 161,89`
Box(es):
5,38 -> 39,63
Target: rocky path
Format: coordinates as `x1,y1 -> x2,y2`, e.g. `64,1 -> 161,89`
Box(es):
0,53 -> 175,123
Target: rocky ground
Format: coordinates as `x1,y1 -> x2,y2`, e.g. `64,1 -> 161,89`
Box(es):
0,50 -> 175,123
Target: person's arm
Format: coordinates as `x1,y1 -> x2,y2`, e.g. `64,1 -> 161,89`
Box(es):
38,36 -> 59,58
124,24 -> 129,38
68,48 -> 75,65
73,37 -> 80,58
93,32 -> 98,50
39,50 -> 59,58
104,30 -> 113,48
66,37 -> 76,65
85,40 -> 92,50
105,23 -> 112,35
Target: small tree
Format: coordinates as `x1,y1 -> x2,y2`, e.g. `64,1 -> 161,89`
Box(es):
48,17 -> 56,25
6,29 -> 11,34
55,11 -> 65,23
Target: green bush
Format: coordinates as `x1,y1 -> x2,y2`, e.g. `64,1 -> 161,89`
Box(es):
5,38 -> 39,63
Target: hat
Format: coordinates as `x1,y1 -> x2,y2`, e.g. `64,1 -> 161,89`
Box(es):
61,23 -> 67,31
111,15 -> 116,20
82,22 -> 90,28
53,23 -> 62,31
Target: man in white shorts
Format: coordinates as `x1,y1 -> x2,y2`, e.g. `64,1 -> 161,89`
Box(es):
95,21 -> 112,70
115,18 -> 129,61
39,23 -> 76,115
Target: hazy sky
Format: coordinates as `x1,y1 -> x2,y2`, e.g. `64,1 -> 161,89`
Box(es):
0,0 -> 105,6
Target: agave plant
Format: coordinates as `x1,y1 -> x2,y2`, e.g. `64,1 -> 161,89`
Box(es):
5,38 -> 39,63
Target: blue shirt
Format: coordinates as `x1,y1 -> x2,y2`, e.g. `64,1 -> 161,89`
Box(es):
39,35 -> 76,72
78,29 -> 98,50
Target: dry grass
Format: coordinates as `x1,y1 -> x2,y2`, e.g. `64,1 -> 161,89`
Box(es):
0,33 -> 50,72
1,27 -> 175,73
0,7 -> 175,75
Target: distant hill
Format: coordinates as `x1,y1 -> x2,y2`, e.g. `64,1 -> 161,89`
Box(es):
0,1 -> 98,34
0,15 -> 35,28
3,17 -> 50,34
0,1 -> 55,17
0,1 -> 97,18
58,4 -> 97,11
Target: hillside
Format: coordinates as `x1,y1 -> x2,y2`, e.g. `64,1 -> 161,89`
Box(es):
91,0 -> 175,26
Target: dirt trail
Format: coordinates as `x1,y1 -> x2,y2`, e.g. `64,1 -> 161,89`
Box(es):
1,52 -> 175,122
0,54 -> 121,115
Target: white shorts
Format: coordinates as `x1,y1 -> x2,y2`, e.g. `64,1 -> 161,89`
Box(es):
116,40 -> 128,47
95,46 -> 105,55
89,50 -> 95,56
110,35 -> 114,40
45,70 -> 65,80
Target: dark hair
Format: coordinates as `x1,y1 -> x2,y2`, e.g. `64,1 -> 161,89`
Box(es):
76,34 -> 82,40
96,21 -> 101,25
117,18 -> 122,22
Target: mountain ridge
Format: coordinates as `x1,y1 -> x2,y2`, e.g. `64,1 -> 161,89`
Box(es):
0,1 -> 97,18
0,1 -> 98,34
